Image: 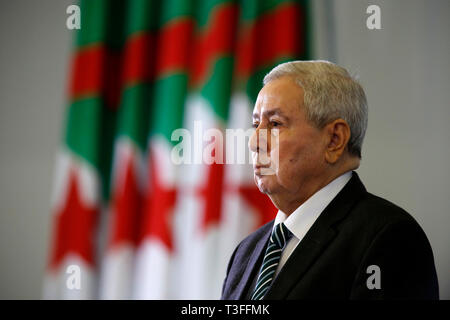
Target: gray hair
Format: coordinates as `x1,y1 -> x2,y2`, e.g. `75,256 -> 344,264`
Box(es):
263,60 -> 368,158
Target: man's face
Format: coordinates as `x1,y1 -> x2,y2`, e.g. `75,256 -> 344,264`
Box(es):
250,76 -> 327,200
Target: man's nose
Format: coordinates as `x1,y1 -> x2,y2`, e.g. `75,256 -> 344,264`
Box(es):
249,128 -> 258,153
248,127 -> 270,154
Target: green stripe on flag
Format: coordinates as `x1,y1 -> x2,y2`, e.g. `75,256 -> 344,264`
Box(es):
76,0 -> 126,48
150,74 -> 189,144
125,0 -> 160,35
200,56 -> 234,122
159,0 -> 194,26
117,84 -> 151,151
66,97 -> 103,167
65,97 -> 116,200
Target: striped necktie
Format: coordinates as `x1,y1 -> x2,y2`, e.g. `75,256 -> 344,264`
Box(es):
251,222 -> 293,300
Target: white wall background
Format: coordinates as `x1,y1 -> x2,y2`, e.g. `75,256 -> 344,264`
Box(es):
0,0 -> 449,299
0,0 -> 72,299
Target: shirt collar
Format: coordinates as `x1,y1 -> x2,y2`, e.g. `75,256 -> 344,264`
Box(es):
273,171 -> 353,240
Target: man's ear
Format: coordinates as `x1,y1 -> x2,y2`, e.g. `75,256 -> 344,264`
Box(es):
324,119 -> 351,164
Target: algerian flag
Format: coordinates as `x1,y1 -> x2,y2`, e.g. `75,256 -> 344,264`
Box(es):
45,0 -> 310,300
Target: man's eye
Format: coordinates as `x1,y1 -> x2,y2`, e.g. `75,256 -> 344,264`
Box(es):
271,121 -> 281,127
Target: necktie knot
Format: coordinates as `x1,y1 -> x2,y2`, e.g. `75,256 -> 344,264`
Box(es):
270,222 -> 292,250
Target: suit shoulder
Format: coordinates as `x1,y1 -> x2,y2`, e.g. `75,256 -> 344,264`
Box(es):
342,191 -> 429,244
355,191 -> 419,226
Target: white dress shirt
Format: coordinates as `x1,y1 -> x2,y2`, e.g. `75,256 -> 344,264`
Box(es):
273,171 -> 353,276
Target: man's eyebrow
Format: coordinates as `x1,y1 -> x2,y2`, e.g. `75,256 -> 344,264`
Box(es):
252,108 -> 288,119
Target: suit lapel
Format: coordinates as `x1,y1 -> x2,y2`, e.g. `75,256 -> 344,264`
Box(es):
234,222 -> 273,299
264,172 -> 367,299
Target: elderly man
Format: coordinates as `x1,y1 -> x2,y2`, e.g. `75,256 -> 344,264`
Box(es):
221,60 -> 439,300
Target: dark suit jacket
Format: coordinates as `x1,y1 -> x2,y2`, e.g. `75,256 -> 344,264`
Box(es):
221,172 -> 439,300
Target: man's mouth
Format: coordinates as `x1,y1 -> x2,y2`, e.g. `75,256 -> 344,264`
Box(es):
253,164 -> 273,175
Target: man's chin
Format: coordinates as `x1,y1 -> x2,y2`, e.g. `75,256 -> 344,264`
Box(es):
255,176 -> 275,195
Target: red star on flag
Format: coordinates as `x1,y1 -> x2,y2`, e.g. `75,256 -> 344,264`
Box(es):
109,160 -> 142,249
49,170 -> 98,270
140,154 -> 177,250
198,162 -> 225,231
